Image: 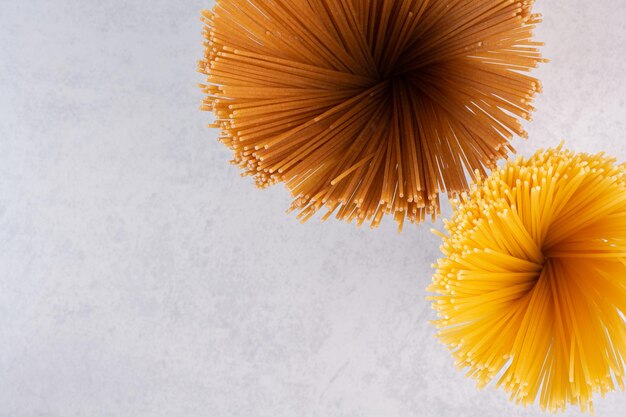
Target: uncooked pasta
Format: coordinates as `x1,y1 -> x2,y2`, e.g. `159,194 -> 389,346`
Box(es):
429,144 -> 626,412
199,0 -> 545,230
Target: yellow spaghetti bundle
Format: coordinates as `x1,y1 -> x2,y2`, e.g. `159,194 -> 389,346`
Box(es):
199,0 -> 545,230
429,144 -> 626,412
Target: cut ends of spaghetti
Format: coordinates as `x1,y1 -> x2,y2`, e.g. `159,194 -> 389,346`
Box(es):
199,0 -> 545,230
429,144 -> 626,412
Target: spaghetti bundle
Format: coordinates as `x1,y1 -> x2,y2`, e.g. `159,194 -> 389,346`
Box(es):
429,145 -> 626,412
199,0 -> 545,229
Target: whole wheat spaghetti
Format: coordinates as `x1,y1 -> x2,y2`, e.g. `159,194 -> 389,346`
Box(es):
199,0 -> 545,230
429,144 -> 626,412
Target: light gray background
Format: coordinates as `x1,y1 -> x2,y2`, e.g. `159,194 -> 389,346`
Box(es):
1,0 -> 625,416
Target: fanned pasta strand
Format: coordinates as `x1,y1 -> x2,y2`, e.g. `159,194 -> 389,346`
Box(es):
429,144 -> 626,413
199,0 -> 545,230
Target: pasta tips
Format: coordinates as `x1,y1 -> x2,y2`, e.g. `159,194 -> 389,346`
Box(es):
429,144 -> 626,413
199,0 -> 545,230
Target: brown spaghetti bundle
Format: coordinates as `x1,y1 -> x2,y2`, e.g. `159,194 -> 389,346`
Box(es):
199,0 -> 545,230
429,144 -> 626,413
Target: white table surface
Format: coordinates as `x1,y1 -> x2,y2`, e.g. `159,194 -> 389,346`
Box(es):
2,0 -> 626,415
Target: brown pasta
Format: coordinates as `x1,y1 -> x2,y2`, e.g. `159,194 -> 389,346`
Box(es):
198,0 -> 545,230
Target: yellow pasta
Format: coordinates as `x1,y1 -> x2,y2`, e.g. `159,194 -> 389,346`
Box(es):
429,144 -> 626,413
198,0 -> 545,230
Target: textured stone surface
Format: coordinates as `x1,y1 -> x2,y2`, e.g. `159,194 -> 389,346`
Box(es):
1,0 -> 625,415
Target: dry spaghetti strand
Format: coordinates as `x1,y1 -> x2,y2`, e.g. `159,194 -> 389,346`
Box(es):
199,0 -> 545,230
429,144 -> 626,413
